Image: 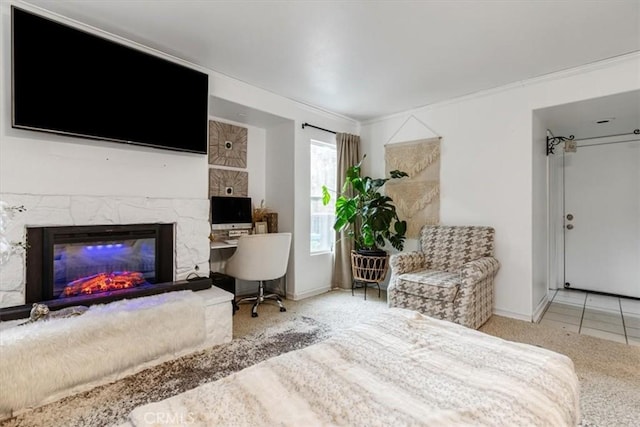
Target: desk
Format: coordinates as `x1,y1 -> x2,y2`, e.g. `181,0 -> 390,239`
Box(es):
210,242 -> 239,313
210,241 -> 238,250
209,241 -> 238,273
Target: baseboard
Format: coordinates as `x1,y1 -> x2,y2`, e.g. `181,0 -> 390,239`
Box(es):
532,295 -> 550,323
493,308 -> 531,322
289,286 -> 331,301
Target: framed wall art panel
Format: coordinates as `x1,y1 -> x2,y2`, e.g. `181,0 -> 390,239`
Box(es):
209,121 -> 248,168
209,168 -> 248,197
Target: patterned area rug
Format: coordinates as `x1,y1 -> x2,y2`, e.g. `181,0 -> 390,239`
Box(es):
0,316 -> 331,427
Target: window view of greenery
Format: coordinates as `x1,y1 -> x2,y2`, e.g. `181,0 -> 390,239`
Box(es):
310,139 -> 337,253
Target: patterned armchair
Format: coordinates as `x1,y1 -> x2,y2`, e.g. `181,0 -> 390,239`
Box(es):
388,225 -> 499,329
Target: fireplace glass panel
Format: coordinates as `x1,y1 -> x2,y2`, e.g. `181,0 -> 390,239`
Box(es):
53,237 -> 156,299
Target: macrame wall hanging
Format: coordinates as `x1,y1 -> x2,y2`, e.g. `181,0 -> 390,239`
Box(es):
385,115 -> 441,238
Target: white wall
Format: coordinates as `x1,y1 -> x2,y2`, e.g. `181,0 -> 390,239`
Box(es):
548,149 -> 565,291
361,54 -> 640,320
293,126 -> 336,299
531,113 -> 548,320
265,121 -> 296,297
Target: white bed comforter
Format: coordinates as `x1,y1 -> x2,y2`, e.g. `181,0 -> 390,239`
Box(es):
126,308 -> 580,426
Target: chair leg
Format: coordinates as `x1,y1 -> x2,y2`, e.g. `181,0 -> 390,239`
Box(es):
273,295 -> 287,312
263,289 -> 287,313
252,281 -> 266,317
236,296 -> 258,305
238,280 -> 287,317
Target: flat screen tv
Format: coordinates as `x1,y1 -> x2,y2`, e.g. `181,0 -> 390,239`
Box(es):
11,7 -> 209,154
211,196 -> 253,230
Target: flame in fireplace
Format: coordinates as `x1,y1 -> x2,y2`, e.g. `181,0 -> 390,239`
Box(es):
62,271 -> 147,297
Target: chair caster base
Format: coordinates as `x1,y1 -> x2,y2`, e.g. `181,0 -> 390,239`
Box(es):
280,307 -> 287,312
251,312 -> 258,318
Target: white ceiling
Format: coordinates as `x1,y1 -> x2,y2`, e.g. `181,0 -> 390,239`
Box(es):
536,90 -> 640,140
24,0 -> 640,122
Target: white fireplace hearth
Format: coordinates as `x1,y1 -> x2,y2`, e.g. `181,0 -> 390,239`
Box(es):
0,287 -> 233,419
0,193 -> 211,308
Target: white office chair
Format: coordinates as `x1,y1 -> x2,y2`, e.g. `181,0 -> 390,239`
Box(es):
225,232 -> 292,318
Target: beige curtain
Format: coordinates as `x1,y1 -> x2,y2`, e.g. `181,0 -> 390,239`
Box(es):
333,133 -> 361,289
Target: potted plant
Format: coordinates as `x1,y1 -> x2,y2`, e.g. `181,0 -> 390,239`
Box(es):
322,157 -> 408,283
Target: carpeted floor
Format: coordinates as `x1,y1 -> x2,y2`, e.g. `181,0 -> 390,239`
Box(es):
480,315 -> 640,427
1,289 -> 638,426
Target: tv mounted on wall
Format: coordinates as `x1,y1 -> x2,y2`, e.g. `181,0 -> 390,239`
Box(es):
211,196 -> 253,230
11,7 -> 209,154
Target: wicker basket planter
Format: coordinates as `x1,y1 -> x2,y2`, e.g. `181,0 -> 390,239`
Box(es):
351,250 -> 389,283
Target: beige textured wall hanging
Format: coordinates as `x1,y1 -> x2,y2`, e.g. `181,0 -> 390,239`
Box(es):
385,137 -> 440,238
209,120 -> 248,168
209,169 -> 248,197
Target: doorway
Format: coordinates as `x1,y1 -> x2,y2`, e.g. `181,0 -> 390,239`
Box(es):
563,136 -> 639,298
538,90 -> 640,300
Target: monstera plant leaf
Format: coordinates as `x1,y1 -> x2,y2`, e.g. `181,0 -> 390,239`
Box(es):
322,157 -> 408,251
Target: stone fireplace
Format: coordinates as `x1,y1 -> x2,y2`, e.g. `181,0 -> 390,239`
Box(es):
25,223 -> 174,306
0,193 -> 212,311
0,195 -> 233,415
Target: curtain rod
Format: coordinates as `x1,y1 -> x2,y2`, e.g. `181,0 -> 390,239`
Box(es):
577,138 -> 640,148
546,128 -> 639,155
301,122 -> 337,134
573,128 -> 639,142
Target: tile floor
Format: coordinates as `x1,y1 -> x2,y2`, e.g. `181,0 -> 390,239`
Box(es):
540,289 -> 640,346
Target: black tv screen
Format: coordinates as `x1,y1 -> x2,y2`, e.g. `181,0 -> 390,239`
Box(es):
211,196 -> 253,230
11,7 -> 209,154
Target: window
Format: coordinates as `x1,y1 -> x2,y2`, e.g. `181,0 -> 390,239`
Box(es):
310,139 -> 337,253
